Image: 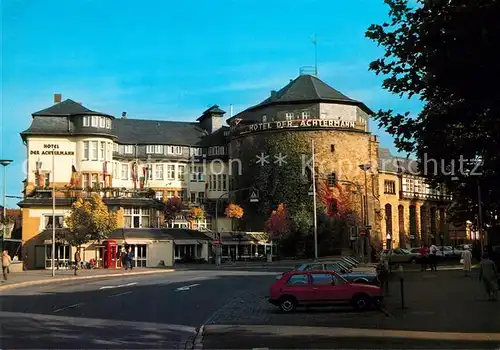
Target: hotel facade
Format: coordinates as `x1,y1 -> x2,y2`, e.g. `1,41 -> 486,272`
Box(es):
18,74 -> 465,269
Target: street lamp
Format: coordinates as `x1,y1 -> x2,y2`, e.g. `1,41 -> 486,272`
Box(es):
0,159 -> 13,252
358,163 -> 372,262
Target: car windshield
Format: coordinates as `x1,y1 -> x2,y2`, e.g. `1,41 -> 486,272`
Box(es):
324,263 -> 343,273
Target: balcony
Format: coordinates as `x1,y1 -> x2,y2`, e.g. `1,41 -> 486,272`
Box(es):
400,190 -> 453,202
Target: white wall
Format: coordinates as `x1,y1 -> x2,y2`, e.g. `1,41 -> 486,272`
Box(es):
148,241 -> 174,267
27,137 -> 77,183
319,103 -> 368,132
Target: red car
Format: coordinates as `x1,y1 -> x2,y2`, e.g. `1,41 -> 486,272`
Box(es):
268,270 -> 383,313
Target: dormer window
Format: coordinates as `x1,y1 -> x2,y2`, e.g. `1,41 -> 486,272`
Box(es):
208,146 -> 227,156
190,148 -> 202,157
167,146 -> 182,155
302,111 -> 311,119
285,112 -> 294,121
83,115 -> 112,129
262,115 -> 267,123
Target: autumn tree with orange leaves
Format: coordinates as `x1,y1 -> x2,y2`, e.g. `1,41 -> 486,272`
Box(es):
225,203 -> 244,231
264,203 -> 292,257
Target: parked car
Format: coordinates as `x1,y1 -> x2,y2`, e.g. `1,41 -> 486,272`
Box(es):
380,248 -> 414,264
294,261 -> 380,285
268,270 -> 383,312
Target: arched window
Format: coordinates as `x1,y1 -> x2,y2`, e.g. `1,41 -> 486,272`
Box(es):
430,207 -> 437,235
420,205 -> 427,243
409,205 -> 417,236
385,204 -> 392,236
398,205 -> 405,247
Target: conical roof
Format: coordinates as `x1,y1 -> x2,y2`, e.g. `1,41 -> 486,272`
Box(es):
230,74 -> 372,121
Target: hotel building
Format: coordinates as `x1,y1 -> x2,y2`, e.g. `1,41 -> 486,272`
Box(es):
18,74 -> 461,269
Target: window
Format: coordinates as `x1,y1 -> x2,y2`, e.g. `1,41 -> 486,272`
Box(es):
311,273 -> 333,285
190,148 -> 202,157
302,111 -> 311,119
91,116 -> 98,127
91,141 -> 98,160
155,191 -> 163,200
146,145 -> 154,154
178,190 -> 185,201
198,192 -> 205,204
113,162 -> 119,179
83,141 -> 89,160
168,146 -> 182,155
190,192 -> 196,203
301,263 -> 323,271
83,116 -> 90,127
285,112 -> 294,121
99,117 -> 105,128
121,164 -> 129,180
286,274 -> 308,285
217,174 -> 222,191
100,142 -> 106,160
155,164 -> 164,180
91,174 -> 99,189
124,145 -> 133,154
124,207 -> 151,228
167,165 -> 175,180
330,144 -> 335,152
83,174 -> 89,189
45,215 -> 64,228
262,115 -> 267,122
106,119 -> 112,129
167,191 -> 175,199
384,180 -> 396,194
190,165 -> 204,181
177,165 -> 185,181
327,173 -> 336,187
154,145 -> 163,154
222,174 -> 227,191
113,143 -> 118,152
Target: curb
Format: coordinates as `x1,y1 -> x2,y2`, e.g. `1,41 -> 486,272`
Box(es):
0,269 -> 175,291
192,324 -> 205,349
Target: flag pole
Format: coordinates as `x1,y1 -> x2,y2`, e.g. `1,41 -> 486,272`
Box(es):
313,34 -> 318,76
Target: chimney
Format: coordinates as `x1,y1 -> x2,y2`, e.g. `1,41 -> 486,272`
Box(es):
270,90 -> 277,98
122,112 -> 127,119
54,93 -> 62,104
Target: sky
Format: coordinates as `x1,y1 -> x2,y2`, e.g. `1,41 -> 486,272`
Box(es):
1,0 -> 422,208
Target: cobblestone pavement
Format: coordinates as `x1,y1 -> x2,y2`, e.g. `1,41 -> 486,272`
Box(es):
206,269 -> 500,333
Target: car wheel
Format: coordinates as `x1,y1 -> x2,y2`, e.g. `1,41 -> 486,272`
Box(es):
279,296 -> 297,313
411,258 -> 417,264
351,294 -> 372,311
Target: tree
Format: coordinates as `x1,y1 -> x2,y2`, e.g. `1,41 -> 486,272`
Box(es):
164,197 -> 183,225
187,207 -> 205,228
366,0 -> 500,227
265,203 -> 292,257
225,203 -> 244,230
65,194 -> 117,274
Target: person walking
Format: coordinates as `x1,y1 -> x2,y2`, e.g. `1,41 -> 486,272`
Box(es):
479,252 -> 498,301
429,243 -> 438,271
2,250 -> 11,281
461,248 -> 473,277
74,248 -> 81,276
419,244 -> 429,271
127,247 -> 134,270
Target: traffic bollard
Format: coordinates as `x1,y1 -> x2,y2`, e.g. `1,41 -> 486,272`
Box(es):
398,264 -> 405,309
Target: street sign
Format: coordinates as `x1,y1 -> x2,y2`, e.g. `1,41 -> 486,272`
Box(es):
308,184 -> 314,196
249,189 -> 259,203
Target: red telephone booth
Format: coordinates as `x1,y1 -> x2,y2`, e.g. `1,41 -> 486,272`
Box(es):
103,240 -> 118,268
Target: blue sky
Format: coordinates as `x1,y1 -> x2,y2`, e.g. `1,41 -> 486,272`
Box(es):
1,0 -> 422,208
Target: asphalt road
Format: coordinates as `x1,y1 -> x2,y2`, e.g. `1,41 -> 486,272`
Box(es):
0,269 -> 278,349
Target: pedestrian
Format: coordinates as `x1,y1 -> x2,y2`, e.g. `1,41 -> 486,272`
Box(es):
461,248 -> 472,277
419,244 -> 429,271
74,248 -> 81,276
2,250 -> 12,281
120,248 -> 127,269
479,252 -> 498,301
429,243 -> 438,271
127,247 -> 134,270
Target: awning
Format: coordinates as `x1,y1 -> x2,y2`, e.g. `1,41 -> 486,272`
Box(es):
175,239 -> 202,245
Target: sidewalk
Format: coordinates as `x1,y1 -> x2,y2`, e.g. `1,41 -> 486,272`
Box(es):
0,267 -> 175,291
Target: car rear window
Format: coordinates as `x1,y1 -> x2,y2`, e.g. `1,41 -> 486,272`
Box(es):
302,263 -> 323,271
286,274 -> 309,285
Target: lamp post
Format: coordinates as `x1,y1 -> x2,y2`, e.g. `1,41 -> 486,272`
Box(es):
359,164 -> 372,262
0,159 -> 13,252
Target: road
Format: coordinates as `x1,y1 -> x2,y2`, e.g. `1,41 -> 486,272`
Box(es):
2,268 -> 500,349
0,269 -> 278,349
